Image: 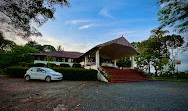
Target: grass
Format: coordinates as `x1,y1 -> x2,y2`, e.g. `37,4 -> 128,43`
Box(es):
153,77 -> 188,82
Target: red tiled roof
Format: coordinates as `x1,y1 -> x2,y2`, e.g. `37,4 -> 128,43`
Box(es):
33,51 -> 83,58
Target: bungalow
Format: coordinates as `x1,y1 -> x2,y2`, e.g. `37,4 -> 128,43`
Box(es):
33,36 -> 149,83
33,51 -> 83,67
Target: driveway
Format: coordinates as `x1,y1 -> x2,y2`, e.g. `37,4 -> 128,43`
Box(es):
0,76 -> 188,111
0,76 -> 104,111
79,81 -> 188,111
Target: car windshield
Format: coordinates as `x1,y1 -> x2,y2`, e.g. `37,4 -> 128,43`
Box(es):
43,68 -> 55,72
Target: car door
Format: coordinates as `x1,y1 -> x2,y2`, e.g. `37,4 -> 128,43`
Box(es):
30,68 -> 39,79
37,68 -> 47,80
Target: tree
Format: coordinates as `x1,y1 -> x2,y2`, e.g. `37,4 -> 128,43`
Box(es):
162,34 -> 187,74
26,41 -> 56,52
157,0 -> 188,33
0,45 -> 39,68
116,57 -> 131,67
0,32 -> 16,51
43,45 -> 56,52
57,45 -> 62,51
0,0 -> 70,38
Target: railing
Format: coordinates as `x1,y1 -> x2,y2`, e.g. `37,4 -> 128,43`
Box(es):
97,65 -> 109,81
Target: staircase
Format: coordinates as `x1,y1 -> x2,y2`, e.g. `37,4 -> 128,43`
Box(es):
103,67 -> 150,83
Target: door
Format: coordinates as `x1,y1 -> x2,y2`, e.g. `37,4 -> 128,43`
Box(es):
36,68 -> 47,80
30,68 -> 39,79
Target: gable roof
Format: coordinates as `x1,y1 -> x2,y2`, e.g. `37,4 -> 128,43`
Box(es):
33,51 -> 83,58
96,36 -> 133,48
79,36 -> 140,59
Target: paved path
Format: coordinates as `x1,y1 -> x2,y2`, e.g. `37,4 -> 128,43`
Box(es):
79,81 -> 188,111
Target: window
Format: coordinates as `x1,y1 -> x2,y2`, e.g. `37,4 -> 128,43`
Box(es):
30,68 -> 37,72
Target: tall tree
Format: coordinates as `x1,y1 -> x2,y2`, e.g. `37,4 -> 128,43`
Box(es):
157,0 -> 188,33
0,0 -> 70,38
26,41 -> 56,52
0,32 -> 16,51
57,45 -> 62,51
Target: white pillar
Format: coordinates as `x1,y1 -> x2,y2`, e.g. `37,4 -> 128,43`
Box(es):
96,50 -> 100,68
131,56 -> 134,69
114,59 -> 117,68
85,56 -> 88,67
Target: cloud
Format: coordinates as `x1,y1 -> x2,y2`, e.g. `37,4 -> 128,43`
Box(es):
78,24 -> 94,30
99,8 -> 112,18
65,19 -> 90,25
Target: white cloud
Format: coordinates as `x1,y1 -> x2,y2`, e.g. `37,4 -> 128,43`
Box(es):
99,8 -> 112,18
78,24 -> 94,30
65,19 -> 90,25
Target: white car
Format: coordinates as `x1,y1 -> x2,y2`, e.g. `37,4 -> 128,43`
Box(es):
24,67 -> 63,82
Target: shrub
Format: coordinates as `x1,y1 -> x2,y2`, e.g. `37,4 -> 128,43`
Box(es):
34,63 -> 46,67
47,63 -> 57,67
52,67 -> 97,80
18,62 -> 35,67
4,66 -> 30,78
60,63 -> 70,67
26,62 -> 35,67
18,62 -> 27,66
72,63 -> 81,68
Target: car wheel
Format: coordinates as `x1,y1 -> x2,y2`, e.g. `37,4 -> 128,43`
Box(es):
45,76 -> 51,82
25,75 -> 30,81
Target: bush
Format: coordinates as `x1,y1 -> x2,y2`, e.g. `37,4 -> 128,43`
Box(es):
60,63 -> 70,67
18,62 -> 27,66
72,63 -> 81,68
26,62 -> 35,67
47,63 -> 57,67
52,67 -> 97,80
18,62 -> 34,67
4,66 -> 30,78
4,66 -> 98,80
34,63 -> 46,67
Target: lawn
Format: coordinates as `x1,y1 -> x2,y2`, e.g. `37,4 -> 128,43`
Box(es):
153,77 -> 188,82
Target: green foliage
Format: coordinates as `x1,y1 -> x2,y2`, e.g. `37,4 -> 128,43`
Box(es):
4,66 -> 29,78
72,63 -> 81,68
26,41 -> 56,52
0,45 -> 39,68
52,67 -> 98,80
60,63 -> 70,67
34,63 -> 46,67
47,63 -> 56,67
47,56 -> 56,62
157,0 -> 188,33
0,0 -> 70,37
106,74 -> 112,80
0,32 -> 16,51
116,57 -> 131,67
135,29 -> 186,76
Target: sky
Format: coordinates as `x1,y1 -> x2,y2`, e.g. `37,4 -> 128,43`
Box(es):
6,0 -> 188,71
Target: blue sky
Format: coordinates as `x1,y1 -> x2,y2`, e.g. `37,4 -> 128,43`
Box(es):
9,0 -> 187,71
36,0 -> 160,50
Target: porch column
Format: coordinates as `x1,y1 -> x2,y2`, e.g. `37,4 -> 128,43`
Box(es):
96,50 -> 100,68
131,56 -> 134,69
114,59 -> 117,68
84,56 -> 88,67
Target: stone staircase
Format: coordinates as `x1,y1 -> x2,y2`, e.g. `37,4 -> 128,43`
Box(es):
102,67 -> 150,83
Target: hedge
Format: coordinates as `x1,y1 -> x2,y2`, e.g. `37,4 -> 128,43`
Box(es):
4,66 -> 30,78
60,63 -> 70,67
52,67 -> 97,80
34,63 -> 46,67
4,66 -> 98,80
18,62 -> 35,67
47,63 -> 57,67
72,63 -> 81,68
